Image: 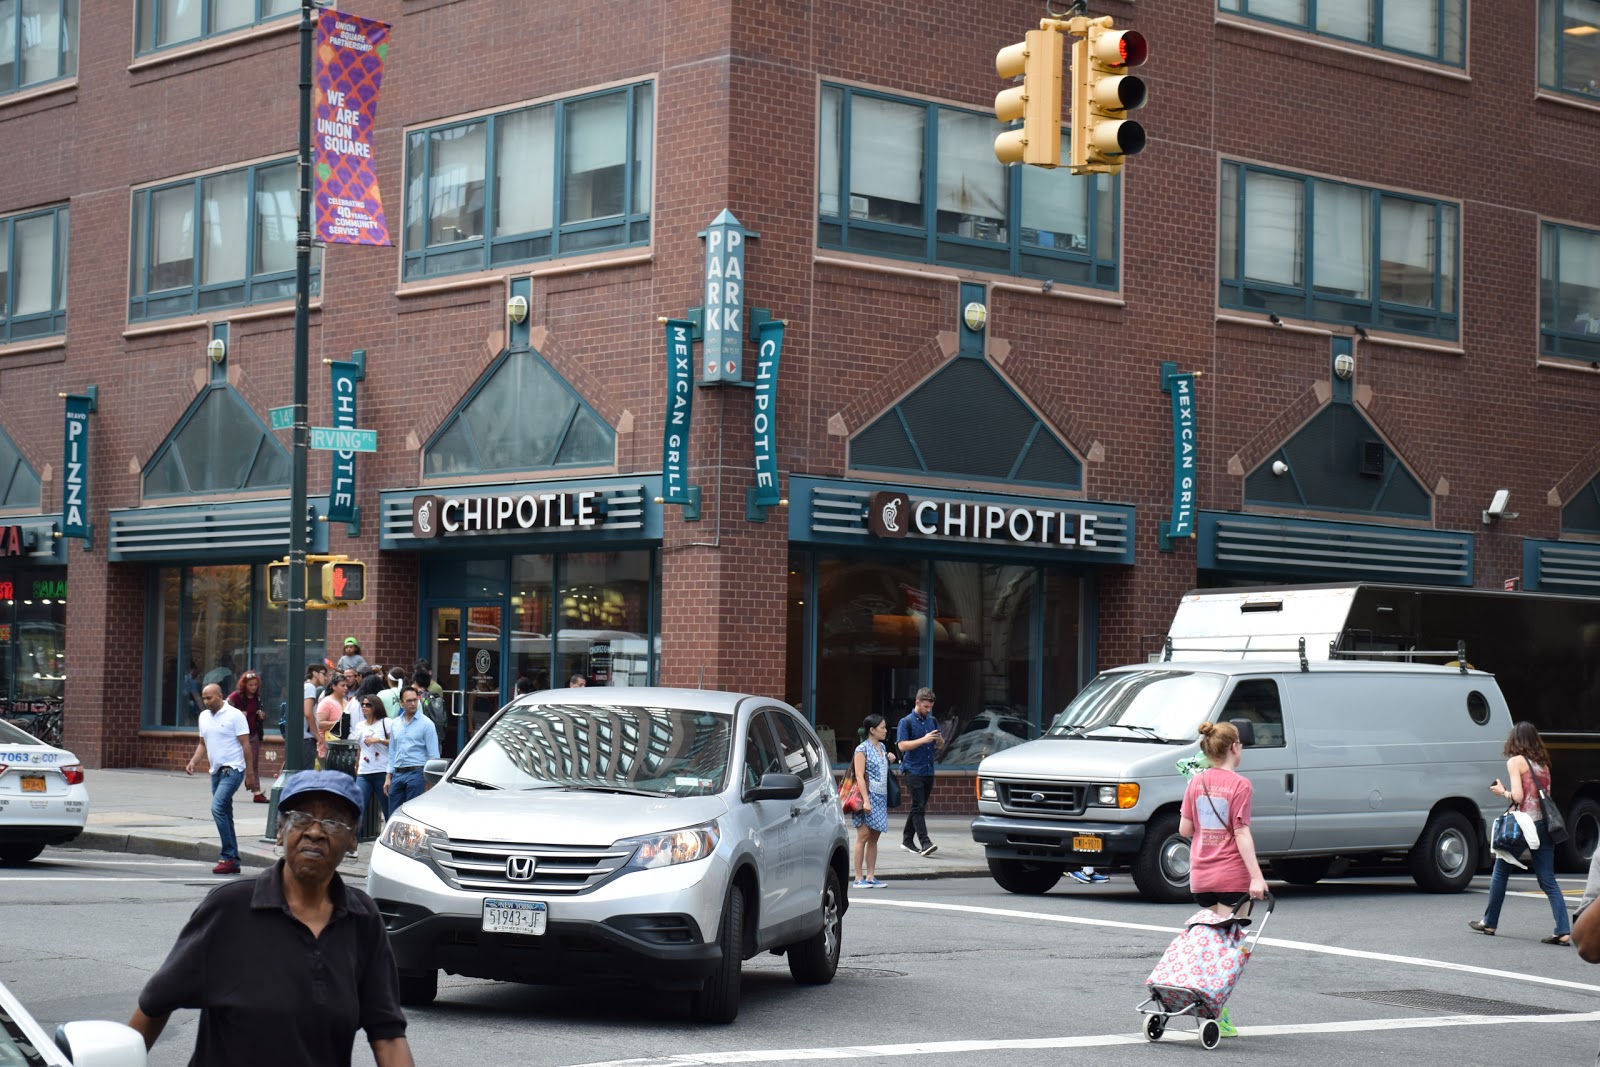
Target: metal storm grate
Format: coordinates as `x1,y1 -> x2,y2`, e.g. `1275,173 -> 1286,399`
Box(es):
1325,989 -> 1573,1016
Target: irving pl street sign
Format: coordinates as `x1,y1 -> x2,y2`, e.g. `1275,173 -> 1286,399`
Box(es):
309,426 -> 376,453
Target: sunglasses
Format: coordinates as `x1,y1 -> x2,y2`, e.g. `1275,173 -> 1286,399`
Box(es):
280,809 -> 357,837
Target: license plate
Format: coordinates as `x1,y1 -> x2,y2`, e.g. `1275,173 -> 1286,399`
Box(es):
1072,835 -> 1102,853
19,776 -> 45,794
482,898 -> 546,936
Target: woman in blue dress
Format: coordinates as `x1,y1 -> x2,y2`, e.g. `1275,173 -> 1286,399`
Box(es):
851,714 -> 896,888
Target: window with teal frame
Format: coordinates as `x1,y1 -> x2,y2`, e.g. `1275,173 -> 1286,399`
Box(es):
1539,0 -> 1600,100
1220,161 -> 1459,339
143,386 -> 290,498
424,349 -> 615,477
0,205 -> 68,343
1218,0 -> 1465,66
1541,221 -> 1600,362
136,0 -> 295,55
850,359 -> 1082,488
1563,473 -> 1600,535
819,85 -> 1118,288
0,423 -> 41,510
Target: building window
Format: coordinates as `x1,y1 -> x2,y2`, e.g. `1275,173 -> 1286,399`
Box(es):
1542,222 -> 1600,361
403,82 -> 654,280
129,160 -> 321,322
1220,161 -> 1459,338
1541,0 -> 1600,98
819,85 -> 1119,288
143,385 -> 290,497
0,205 -> 67,344
0,0 -> 76,94
135,0 -> 295,54
0,423 -> 40,509
1218,0 -> 1465,65
146,563 -> 324,729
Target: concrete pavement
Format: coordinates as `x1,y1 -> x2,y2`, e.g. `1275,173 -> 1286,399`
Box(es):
59,768 -> 994,882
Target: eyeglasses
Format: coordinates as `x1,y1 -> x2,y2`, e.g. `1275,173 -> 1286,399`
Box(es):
281,809 -> 357,837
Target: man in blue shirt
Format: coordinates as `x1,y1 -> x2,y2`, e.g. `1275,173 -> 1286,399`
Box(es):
897,687 -> 944,856
385,687 -> 440,812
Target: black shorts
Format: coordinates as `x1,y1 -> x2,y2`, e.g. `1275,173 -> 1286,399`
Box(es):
1193,892 -> 1250,908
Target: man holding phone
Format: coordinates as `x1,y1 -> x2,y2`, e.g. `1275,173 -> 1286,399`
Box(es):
898,687 -> 943,857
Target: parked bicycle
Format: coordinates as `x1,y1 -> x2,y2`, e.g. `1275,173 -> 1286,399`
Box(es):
1,699 -> 64,748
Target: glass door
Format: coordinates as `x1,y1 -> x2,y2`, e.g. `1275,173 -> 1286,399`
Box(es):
429,607 -> 464,756
429,605 -> 503,756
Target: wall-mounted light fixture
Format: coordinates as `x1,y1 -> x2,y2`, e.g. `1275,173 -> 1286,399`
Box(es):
963,301 -> 988,332
1271,460 -> 1289,476
507,294 -> 529,325
207,338 -> 227,364
1482,488 -> 1519,525
1333,352 -> 1355,380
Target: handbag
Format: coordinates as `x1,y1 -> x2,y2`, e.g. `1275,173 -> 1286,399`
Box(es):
838,774 -> 863,814
887,768 -> 903,809
1529,763 -> 1568,845
1491,805 -> 1539,868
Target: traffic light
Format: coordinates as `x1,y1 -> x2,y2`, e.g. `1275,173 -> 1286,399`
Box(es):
267,560 -> 291,607
1070,18 -> 1147,175
320,559 -> 366,604
994,26 -> 1064,168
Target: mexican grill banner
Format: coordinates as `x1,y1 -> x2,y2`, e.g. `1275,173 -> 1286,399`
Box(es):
314,9 -> 390,246
1167,371 -> 1196,540
751,319 -> 785,507
328,360 -> 361,524
662,321 -> 695,505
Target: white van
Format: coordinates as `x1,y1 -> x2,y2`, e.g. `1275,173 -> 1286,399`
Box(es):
971,657 -> 1512,902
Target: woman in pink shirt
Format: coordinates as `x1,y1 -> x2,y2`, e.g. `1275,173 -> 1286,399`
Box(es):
1178,720 -> 1267,1038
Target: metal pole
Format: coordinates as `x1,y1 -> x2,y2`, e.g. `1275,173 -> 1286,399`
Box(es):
285,0 -> 314,775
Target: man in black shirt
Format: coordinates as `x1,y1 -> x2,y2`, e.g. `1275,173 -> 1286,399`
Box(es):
129,770 -> 415,1067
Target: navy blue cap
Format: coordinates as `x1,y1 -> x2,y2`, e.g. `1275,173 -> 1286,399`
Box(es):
279,770 -> 363,820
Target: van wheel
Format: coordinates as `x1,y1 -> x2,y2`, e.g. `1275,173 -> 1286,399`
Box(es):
1408,810 -> 1477,892
988,858 -> 1064,895
0,844 -> 44,866
1557,797 -> 1600,872
787,869 -> 842,984
690,884 -> 744,1023
1132,813 -> 1191,903
396,969 -> 437,1006
1271,857 -> 1335,885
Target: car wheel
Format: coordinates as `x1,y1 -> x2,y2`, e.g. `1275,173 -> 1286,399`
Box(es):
1270,856 -> 1335,885
1132,813 -> 1191,904
0,844 -> 45,866
396,969 -> 437,1006
689,884 -> 744,1024
987,858 -> 1064,895
1557,797 -> 1600,872
787,869 -> 843,985
1408,810 -> 1477,893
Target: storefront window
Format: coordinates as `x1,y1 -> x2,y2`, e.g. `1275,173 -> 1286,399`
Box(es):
784,555 -> 808,713
509,554 -> 554,690
1039,570 -> 1084,723
930,562 -> 1036,765
0,569 -> 67,708
561,551 -> 652,686
146,564 -> 324,728
813,557 -> 923,764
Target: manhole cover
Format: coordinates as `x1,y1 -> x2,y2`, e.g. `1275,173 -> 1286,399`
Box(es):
836,967 -> 907,979
1326,989 -> 1572,1016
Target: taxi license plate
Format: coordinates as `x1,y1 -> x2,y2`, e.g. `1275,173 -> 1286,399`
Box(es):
19,776 -> 45,793
1072,835 -> 1102,853
482,899 -> 546,937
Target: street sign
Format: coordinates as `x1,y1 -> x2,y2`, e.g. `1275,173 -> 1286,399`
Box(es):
270,406 -> 294,431
309,427 -> 377,452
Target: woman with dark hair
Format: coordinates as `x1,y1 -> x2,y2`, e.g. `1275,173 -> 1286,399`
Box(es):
850,714 -> 895,889
227,670 -> 268,804
1470,721 -> 1571,945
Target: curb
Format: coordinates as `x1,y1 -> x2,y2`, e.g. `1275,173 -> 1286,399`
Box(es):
71,830 -> 277,870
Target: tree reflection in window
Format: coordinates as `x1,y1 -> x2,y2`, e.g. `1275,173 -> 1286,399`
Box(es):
143,386 -> 289,497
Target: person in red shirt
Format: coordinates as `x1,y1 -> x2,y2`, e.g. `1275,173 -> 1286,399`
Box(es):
1178,719 -> 1267,1038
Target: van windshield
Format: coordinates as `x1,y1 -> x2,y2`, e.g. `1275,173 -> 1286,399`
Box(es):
452,703 -> 733,796
1046,670 -> 1225,743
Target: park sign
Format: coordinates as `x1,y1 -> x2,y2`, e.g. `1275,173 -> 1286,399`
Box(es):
700,211 -> 748,383
313,9 -> 390,245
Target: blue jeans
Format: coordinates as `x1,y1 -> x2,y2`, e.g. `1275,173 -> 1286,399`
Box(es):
389,769 -> 426,813
1483,819 -> 1570,937
209,766 -> 244,863
359,772 -> 388,837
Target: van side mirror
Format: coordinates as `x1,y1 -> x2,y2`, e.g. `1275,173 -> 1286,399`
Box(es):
746,772 -> 803,802
1229,719 -> 1257,747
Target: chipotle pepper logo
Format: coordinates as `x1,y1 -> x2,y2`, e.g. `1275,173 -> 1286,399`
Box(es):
867,492 -> 911,539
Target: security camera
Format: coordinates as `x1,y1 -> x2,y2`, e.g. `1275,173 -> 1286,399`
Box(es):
1271,460 -> 1289,476
1482,489 -> 1518,525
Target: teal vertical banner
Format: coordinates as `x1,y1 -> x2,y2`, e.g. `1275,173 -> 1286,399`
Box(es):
328,360 -> 361,523
62,394 -> 92,542
751,319 -> 784,507
700,210 -> 747,383
663,320 -> 695,504
1167,372 -> 1196,540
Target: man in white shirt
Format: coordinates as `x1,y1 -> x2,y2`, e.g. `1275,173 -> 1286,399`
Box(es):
186,684 -> 257,875
303,664 -> 328,770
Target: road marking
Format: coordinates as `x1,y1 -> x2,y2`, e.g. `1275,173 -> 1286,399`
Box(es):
559,1010 -> 1600,1066
0,876 -> 228,883
38,858 -> 195,867
850,898 -> 1600,994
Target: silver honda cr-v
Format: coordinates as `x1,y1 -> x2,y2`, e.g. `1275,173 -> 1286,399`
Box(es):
367,687 -> 850,1023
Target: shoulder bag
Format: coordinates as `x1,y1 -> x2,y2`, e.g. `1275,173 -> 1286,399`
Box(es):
838,774 -> 863,814
1530,763 -> 1568,845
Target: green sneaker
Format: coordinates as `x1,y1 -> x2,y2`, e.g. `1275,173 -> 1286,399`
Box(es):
1216,1007 -> 1239,1038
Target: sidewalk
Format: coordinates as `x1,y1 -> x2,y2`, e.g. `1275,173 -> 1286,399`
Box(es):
61,769 -> 991,882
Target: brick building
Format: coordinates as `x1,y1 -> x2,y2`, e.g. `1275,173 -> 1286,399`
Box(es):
0,0 -> 1596,810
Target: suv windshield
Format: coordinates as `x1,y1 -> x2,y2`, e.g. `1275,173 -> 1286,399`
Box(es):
452,703 -> 734,796
1045,670 -> 1225,743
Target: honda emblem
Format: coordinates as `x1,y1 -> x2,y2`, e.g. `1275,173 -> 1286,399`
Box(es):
505,856 -> 536,881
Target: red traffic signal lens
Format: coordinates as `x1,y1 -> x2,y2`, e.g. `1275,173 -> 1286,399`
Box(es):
1116,30 -> 1148,68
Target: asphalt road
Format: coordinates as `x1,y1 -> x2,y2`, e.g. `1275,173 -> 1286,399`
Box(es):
4,849 -> 1599,1066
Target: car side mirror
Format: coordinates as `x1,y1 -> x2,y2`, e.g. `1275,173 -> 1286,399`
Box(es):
56,1020 -> 149,1066
1229,719 -> 1257,747
423,758 -> 452,789
746,772 -> 803,802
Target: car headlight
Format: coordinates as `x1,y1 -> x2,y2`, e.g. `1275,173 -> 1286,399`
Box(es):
977,778 -> 998,801
619,821 -> 721,870
379,814 -> 447,859
1090,784 -> 1139,808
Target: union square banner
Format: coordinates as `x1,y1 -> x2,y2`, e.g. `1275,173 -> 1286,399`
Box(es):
314,9 -> 390,246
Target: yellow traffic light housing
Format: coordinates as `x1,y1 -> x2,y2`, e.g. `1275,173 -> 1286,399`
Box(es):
318,558 -> 366,605
267,560 -> 291,607
993,26 -> 1064,168
1070,18 -> 1148,175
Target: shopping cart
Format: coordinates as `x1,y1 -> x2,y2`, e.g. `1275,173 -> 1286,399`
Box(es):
1137,892 -> 1275,1050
